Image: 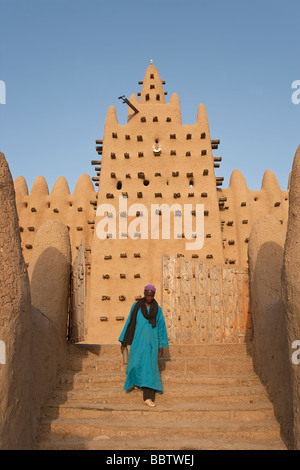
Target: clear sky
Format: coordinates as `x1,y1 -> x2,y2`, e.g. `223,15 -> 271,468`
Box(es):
1,0 -> 299,193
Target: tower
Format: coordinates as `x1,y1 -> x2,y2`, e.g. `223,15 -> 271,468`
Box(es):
87,62 -> 225,344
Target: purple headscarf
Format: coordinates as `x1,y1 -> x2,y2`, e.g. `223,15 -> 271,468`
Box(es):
144,284 -> 156,293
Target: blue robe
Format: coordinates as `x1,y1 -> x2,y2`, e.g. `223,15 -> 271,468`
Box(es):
118,302 -> 169,393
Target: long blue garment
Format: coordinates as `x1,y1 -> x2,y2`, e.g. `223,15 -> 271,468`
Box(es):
118,302 -> 169,393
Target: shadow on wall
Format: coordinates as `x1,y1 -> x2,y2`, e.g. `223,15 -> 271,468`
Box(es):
249,216 -> 293,449
29,221 -> 72,443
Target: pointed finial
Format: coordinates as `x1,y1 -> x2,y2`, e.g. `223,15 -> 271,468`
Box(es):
150,59 -> 153,65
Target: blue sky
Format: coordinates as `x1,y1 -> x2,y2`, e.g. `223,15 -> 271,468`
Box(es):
1,0 -> 299,193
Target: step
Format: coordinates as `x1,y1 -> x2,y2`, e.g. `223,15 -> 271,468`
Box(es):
36,435 -> 286,451
66,355 -> 255,376
49,383 -> 269,406
40,401 -> 275,423
36,416 -> 284,446
66,343 -> 256,377
58,370 -> 261,390
68,343 -> 253,359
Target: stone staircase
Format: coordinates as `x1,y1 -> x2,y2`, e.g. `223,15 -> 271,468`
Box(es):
34,343 -> 288,450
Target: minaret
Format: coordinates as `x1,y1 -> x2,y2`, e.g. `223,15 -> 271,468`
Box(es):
139,61 -> 166,104
87,61 -> 225,344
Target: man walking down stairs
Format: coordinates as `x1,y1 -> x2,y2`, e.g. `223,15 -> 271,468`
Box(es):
34,343 -> 288,450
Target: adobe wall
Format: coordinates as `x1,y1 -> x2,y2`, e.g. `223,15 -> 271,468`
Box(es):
14,173 -> 96,266
221,169 -> 288,267
0,152 -> 31,449
88,64 -> 225,343
282,145 -> 300,449
86,63 -> 289,344
248,214 -> 293,447
0,152 -> 73,448
29,219 -> 72,438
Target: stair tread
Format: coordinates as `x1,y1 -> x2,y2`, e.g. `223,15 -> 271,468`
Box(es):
43,400 -> 274,412
36,414 -> 286,449
36,436 -> 286,450
38,415 -> 282,430
62,370 -> 261,381
52,384 -> 269,397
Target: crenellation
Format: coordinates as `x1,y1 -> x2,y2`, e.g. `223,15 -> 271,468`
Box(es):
14,172 -> 96,267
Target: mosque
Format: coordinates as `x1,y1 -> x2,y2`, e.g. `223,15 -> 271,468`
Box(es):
14,61 -> 288,344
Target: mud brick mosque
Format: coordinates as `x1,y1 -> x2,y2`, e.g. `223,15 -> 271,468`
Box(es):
14,62 -> 288,344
